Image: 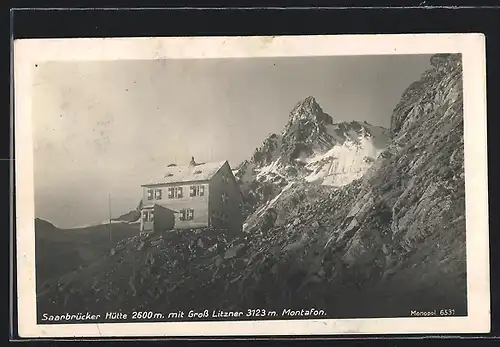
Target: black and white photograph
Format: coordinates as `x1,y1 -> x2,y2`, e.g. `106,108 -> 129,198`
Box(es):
14,34 -> 490,337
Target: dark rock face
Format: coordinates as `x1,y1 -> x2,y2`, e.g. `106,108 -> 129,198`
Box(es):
251,134 -> 281,167
280,96 -> 335,162
37,54 -> 466,319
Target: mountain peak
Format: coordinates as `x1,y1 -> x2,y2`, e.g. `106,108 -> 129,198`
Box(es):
303,95 -> 318,104
287,96 -> 333,127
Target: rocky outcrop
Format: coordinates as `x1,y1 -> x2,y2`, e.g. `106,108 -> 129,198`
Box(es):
235,96 -> 389,219
280,96 -> 336,162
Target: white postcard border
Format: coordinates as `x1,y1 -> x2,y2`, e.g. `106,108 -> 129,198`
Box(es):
13,33 -> 490,337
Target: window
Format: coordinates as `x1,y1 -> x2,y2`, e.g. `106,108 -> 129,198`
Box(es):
168,186 -> 183,199
221,192 -> 229,204
154,189 -> 162,200
179,208 -> 194,221
190,185 -> 205,197
221,174 -> 229,184
142,210 -> 154,222
147,189 -> 154,200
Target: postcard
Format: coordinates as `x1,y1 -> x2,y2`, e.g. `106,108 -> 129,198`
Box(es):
13,33 -> 490,337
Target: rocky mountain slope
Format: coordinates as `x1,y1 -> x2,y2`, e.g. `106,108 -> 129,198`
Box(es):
235,96 -> 389,219
37,53 -> 466,320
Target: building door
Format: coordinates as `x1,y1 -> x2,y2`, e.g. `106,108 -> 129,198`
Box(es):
141,208 -> 155,232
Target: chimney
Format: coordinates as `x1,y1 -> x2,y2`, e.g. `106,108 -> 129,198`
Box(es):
189,156 -> 196,167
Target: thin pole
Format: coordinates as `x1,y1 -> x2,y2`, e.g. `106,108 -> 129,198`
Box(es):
108,193 -> 112,247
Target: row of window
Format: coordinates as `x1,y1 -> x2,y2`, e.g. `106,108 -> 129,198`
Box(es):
146,186 -> 229,204
143,208 -> 229,224
142,208 -> 194,222
147,172 -> 230,201
147,185 -> 205,200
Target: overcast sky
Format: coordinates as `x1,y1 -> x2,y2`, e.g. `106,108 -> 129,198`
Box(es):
33,54 -> 432,228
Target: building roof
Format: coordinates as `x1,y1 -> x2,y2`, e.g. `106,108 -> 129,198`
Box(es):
142,161 -> 227,186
